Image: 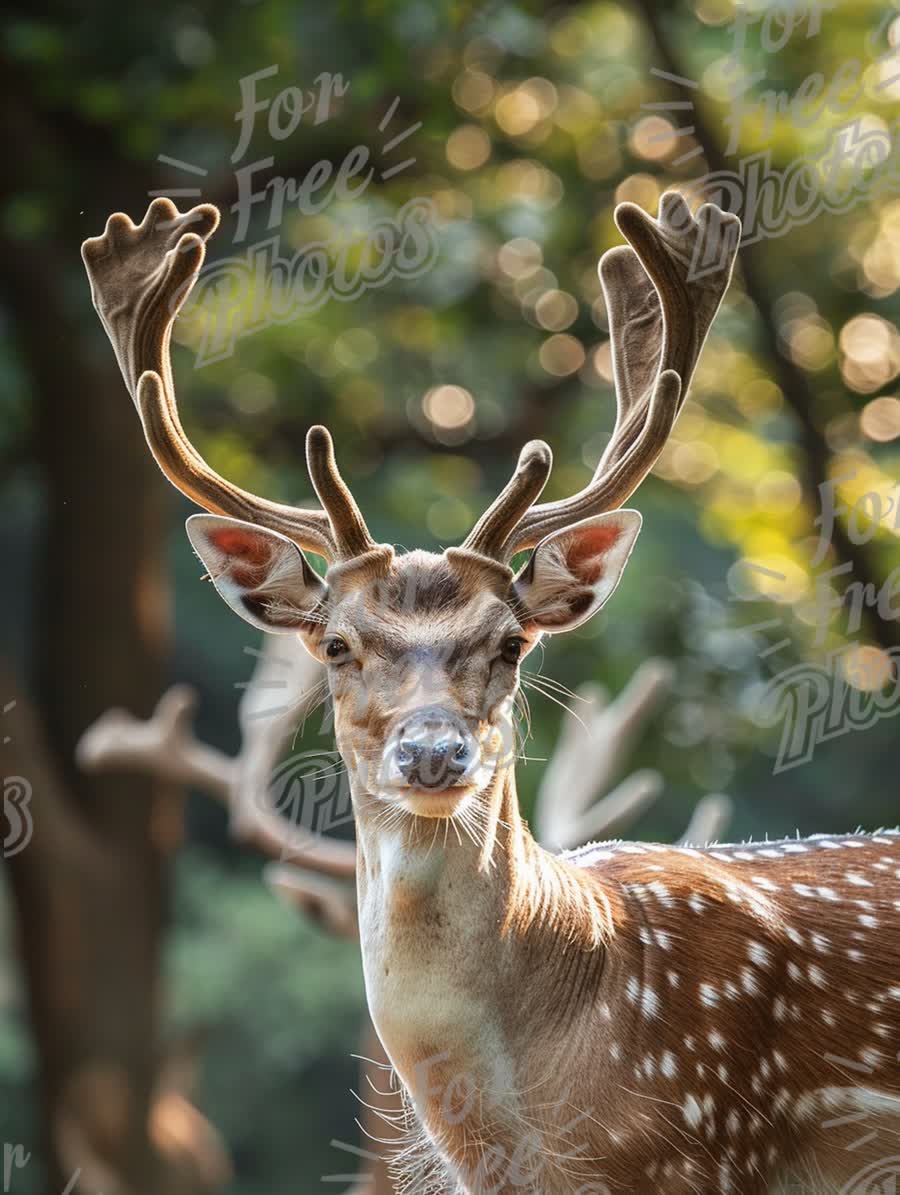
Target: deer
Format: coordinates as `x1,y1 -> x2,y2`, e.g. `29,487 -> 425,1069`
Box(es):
78,634 -> 732,1194
82,192 -> 900,1194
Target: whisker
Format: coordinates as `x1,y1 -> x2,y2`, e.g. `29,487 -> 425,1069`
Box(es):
515,688 -> 533,746
522,677 -> 588,730
522,670 -> 585,703
292,685 -> 332,746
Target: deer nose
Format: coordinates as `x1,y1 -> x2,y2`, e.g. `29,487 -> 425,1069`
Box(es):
394,711 -> 474,789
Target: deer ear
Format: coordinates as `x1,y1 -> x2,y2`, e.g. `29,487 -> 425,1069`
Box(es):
186,515 -> 327,634
513,511 -> 641,633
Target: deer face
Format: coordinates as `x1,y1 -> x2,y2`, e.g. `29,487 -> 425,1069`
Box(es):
315,550 -> 523,817
83,192 -> 739,816
186,511 -> 641,819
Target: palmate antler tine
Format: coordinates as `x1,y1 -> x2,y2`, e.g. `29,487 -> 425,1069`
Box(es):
503,193 -> 740,557
595,195 -> 737,471
81,201 -> 219,401
82,197 -> 369,561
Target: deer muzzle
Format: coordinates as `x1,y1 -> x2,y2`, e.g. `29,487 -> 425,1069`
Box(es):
383,706 -> 479,792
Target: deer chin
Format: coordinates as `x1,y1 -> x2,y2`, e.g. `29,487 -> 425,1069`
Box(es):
396,786 -> 477,819
398,746 -> 504,818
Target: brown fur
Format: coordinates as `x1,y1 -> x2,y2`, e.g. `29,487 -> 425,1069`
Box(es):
356,768 -> 900,1193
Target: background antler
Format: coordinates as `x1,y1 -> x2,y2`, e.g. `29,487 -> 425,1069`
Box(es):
77,636 -> 355,884
534,661 -> 671,852
533,658 -> 733,851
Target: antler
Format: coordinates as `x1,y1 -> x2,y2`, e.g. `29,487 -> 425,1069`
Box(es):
535,661 -> 671,851
77,638 -> 356,881
76,684 -> 232,793
231,633 -> 358,888
81,198 -> 376,562
466,193 -> 741,560
535,659 -> 733,851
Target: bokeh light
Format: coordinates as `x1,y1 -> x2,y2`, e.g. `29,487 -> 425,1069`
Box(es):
422,385 -> 476,431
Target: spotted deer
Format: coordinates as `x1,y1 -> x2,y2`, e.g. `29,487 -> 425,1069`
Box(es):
78,640 -> 729,1194
83,193 -> 900,1194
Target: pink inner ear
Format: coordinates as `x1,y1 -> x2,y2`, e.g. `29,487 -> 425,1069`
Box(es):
566,524 -> 621,583
207,526 -> 274,588
208,526 -> 272,564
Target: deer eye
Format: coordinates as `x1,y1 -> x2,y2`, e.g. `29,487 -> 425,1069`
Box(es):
324,636 -> 350,661
501,637 -> 524,665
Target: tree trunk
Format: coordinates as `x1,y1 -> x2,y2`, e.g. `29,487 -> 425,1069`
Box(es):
0,213 -> 191,1192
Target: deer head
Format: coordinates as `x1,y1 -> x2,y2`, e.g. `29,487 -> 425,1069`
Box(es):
82,193 -> 739,834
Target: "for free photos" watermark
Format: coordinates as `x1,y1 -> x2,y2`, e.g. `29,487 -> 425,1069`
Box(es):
732,476 -> 900,773
155,66 -> 439,366
2,701 -> 32,859
642,2 -> 900,278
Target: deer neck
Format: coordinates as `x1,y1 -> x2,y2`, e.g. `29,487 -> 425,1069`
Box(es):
351,764 -> 616,1088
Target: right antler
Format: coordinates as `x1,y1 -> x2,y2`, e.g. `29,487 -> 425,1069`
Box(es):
81,199 -> 377,561
465,193 -> 741,561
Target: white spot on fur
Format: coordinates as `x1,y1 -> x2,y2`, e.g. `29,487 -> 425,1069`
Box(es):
748,942 -> 772,968
751,875 -> 779,892
641,986 -> 660,1020
700,983 -> 719,1008
683,1094 -> 702,1129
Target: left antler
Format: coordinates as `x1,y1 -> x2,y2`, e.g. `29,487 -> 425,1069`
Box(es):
465,193 -> 741,561
81,199 -> 376,561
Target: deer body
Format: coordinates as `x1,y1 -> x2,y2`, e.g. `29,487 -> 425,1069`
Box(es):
357,785 -> 900,1194
82,192 -> 900,1193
